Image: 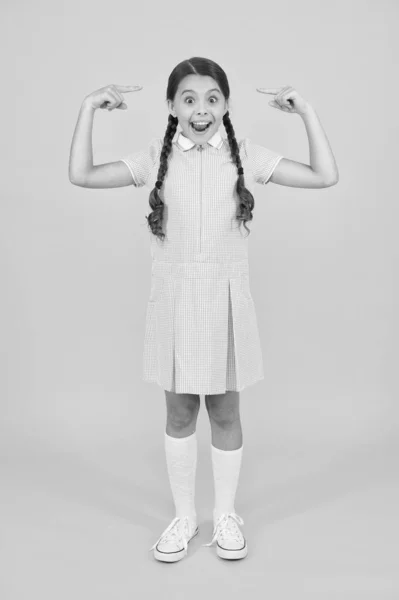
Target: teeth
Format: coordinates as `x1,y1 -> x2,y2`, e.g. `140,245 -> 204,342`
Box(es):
192,122 -> 210,125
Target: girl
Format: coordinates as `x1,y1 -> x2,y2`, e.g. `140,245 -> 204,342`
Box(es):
69,57 -> 338,563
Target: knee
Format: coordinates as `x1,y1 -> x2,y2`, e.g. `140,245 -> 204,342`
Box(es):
166,392 -> 200,428
168,408 -> 198,429
207,408 -> 239,426
205,392 -> 240,425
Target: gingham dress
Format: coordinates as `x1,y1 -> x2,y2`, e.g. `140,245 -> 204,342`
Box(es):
120,128 -> 283,395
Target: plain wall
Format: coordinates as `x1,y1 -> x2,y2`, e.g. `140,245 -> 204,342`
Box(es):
2,0 -> 398,452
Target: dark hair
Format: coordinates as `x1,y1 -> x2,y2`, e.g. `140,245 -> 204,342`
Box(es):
146,57 -> 255,242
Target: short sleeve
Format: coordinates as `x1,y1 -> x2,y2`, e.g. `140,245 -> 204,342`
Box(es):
119,137 -> 162,187
243,138 -> 284,185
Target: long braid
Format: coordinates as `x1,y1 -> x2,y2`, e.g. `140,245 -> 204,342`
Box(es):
146,114 -> 178,241
223,111 -> 254,237
147,111 -> 255,241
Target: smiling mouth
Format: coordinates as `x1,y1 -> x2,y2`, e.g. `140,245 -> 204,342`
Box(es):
190,121 -> 212,132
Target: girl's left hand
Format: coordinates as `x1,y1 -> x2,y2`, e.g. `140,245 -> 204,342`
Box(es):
256,85 -> 310,115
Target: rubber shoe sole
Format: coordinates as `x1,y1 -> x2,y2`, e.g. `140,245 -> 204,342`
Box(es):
216,539 -> 248,560
150,517 -> 199,563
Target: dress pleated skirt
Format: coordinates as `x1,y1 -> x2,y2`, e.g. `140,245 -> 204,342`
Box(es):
142,259 -> 264,395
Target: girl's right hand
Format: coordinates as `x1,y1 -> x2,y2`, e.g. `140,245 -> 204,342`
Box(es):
84,84 -> 143,111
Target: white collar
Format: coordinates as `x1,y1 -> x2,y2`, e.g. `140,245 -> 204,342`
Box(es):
175,128 -> 224,151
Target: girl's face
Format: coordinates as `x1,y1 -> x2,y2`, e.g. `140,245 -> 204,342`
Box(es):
168,74 -> 229,144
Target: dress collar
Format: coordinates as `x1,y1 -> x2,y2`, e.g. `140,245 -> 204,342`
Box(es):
175,128 -> 224,151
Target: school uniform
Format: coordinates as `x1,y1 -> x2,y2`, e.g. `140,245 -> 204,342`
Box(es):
120,129 -> 283,395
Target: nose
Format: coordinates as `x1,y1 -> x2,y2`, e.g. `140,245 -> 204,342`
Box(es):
195,103 -> 208,116
194,112 -> 209,121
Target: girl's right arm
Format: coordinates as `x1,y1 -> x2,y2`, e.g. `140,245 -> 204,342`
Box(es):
68,84 -> 143,188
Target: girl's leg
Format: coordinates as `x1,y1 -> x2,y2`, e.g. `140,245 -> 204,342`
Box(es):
164,391 -> 200,522
205,391 -> 243,524
205,391 -> 242,450
165,390 -> 200,438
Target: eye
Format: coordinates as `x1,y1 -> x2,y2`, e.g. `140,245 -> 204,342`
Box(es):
184,96 -> 218,104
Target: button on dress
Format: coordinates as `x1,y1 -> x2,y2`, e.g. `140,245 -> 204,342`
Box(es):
120,129 -> 283,395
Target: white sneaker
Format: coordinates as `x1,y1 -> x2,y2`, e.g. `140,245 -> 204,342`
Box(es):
149,516 -> 199,562
202,512 -> 248,560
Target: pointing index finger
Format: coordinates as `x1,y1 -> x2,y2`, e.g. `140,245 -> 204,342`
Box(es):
115,85 -> 143,92
256,88 -> 279,94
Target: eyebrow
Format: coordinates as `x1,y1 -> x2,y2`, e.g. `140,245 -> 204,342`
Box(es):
180,88 -> 221,96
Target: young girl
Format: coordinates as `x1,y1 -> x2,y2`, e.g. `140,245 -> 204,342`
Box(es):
69,57 -> 338,563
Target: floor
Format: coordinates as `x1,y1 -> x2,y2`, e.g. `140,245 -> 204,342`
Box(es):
1,428 -> 398,599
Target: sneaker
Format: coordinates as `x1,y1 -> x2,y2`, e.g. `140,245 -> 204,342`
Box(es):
149,516 -> 199,562
202,512 -> 248,560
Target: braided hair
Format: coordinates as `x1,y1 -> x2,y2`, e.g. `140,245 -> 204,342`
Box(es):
146,57 -> 255,242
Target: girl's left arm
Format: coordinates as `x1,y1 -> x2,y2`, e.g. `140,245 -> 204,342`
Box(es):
257,86 -> 339,188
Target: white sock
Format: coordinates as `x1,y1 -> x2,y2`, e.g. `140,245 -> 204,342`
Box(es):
164,431 -> 197,524
211,444 -> 243,525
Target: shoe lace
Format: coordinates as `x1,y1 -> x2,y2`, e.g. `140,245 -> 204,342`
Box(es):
149,516 -> 191,554
202,512 -> 244,547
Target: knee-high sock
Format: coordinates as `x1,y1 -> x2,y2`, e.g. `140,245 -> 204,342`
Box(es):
211,443 -> 243,525
165,431 -> 197,522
